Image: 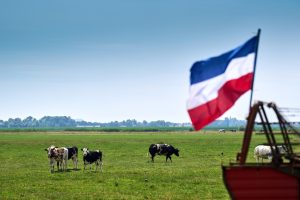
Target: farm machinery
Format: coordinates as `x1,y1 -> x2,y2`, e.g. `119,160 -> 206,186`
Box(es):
222,101 -> 300,199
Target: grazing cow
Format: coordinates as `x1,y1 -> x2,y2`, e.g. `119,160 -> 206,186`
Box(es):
45,145 -> 68,173
254,145 -> 287,163
219,129 -> 226,133
149,144 -> 179,162
66,146 -> 78,169
81,148 -> 103,172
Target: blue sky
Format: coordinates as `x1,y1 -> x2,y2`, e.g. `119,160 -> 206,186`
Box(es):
0,0 -> 300,122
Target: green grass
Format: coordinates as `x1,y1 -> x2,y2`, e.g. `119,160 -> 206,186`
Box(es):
0,131 -> 277,199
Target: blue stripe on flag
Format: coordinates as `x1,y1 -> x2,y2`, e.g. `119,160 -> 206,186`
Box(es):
190,35 -> 258,85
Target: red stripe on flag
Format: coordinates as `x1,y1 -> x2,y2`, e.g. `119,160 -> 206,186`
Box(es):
188,73 -> 253,131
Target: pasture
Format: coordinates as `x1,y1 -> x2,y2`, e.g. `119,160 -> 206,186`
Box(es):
0,131 -> 268,199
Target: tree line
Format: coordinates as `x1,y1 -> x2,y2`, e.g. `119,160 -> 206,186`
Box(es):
0,116 -> 247,128
0,116 -> 191,128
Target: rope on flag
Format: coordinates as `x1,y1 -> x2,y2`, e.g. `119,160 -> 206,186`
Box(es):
187,34 -> 260,131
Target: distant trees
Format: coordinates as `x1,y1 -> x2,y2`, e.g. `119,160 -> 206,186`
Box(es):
39,116 -> 76,127
0,117 -> 189,128
23,116 -> 38,127
0,116 -> 247,129
77,119 -> 187,128
208,117 -> 246,128
0,116 -> 76,128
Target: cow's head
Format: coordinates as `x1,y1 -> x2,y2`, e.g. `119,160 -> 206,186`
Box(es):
279,145 -> 288,154
81,147 -> 89,156
45,145 -> 57,158
174,148 -> 179,156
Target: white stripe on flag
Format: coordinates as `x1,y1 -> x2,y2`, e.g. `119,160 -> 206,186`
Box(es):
187,53 -> 255,110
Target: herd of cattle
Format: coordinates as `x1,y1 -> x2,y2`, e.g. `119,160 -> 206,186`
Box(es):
45,143 -> 287,173
44,145 -> 103,173
44,143 -> 180,173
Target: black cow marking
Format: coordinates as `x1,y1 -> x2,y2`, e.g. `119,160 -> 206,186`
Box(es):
67,146 -> 78,169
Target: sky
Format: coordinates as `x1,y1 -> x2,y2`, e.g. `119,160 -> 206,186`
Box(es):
0,0 -> 300,123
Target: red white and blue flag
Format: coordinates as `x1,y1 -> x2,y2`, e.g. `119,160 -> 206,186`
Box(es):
187,35 -> 259,131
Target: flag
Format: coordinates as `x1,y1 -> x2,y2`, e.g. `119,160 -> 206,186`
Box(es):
187,35 -> 259,131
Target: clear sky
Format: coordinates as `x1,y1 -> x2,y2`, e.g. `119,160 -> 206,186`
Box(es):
0,0 -> 300,123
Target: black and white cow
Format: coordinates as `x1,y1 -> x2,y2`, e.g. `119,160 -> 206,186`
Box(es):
81,148 -> 103,172
149,144 -> 179,162
45,145 -> 68,173
66,146 -> 78,169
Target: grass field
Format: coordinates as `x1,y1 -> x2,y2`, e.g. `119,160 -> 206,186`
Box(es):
0,131 -> 273,199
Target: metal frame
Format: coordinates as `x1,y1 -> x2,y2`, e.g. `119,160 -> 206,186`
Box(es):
237,101 -> 299,166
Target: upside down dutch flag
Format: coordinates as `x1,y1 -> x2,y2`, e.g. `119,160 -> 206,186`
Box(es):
187,35 -> 259,131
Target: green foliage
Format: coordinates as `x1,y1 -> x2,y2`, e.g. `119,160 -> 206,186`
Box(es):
0,131 -> 268,199
0,127 -> 191,132
0,117 -> 192,128
0,116 -> 76,128
64,127 -> 191,132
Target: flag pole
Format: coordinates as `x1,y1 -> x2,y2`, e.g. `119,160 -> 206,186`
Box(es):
249,29 -> 261,111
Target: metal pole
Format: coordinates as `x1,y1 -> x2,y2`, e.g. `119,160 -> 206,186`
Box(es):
249,29 -> 261,111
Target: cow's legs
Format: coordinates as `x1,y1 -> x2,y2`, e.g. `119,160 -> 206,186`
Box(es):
64,160 -> 68,171
61,160 -> 64,171
72,157 -> 75,169
100,161 -> 103,172
150,154 -> 155,162
95,160 -> 102,172
151,156 -> 155,162
61,161 -> 64,171
166,155 -> 172,162
72,157 -> 78,169
59,161 -> 63,171
50,159 -> 55,173
57,161 -> 60,171
84,162 -> 91,171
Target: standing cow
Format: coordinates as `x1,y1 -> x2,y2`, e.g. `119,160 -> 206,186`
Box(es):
45,145 -> 68,173
81,148 -> 103,172
149,144 -> 179,162
66,146 -> 78,169
254,145 -> 287,163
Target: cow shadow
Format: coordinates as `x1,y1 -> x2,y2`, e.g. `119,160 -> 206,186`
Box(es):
51,168 -> 81,173
147,160 -> 175,165
52,170 -> 71,173
69,168 -> 81,172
